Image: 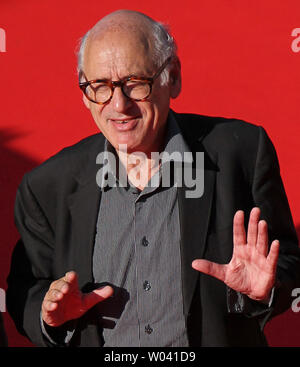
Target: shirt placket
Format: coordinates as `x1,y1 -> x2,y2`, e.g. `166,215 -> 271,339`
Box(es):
133,186 -> 158,346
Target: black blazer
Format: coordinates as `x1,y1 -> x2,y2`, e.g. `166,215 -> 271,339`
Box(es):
0,313 -> 7,347
7,112 -> 300,347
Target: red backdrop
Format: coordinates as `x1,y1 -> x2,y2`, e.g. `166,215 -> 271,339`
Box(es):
0,0 -> 299,347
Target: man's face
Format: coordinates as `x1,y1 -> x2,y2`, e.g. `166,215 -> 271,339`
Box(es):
82,31 -> 180,154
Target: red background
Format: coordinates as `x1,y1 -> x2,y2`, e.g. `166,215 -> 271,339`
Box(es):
0,0 -> 299,347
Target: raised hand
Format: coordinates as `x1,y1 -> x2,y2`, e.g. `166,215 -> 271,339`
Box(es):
42,271 -> 114,327
192,207 -> 279,302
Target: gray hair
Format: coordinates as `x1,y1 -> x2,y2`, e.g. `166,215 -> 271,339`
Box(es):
77,19 -> 177,86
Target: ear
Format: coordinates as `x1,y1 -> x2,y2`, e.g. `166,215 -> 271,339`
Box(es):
169,57 -> 182,99
82,94 -> 91,110
79,69 -> 91,110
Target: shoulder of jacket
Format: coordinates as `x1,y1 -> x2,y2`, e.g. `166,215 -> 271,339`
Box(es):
21,133 -> 105,188
174,111 -> 263,150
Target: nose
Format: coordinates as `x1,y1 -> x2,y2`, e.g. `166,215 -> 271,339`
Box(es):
110,86 -> 132,113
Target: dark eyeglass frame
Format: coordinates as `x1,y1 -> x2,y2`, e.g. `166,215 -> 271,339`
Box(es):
79,57 -> 172,105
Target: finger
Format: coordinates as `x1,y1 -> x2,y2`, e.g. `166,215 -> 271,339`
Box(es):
49,279 -> 70,294
49,271 -> 78,294
45,289 -> 64,303
63,271 -> 77,284
82,286 -> 114,311
42,300 -> 58,313
256,220 -> 268,257
267,240 -> 280,272
63,271 -> 79,291
192,259 -> 226,283
41,300 -> 59,326
233,210 -> 246,246
247,207 -> 260,247
49,271 -> 77,291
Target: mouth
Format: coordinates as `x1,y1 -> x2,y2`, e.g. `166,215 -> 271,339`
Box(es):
113,119 -> 131,124
110,117 -> 140,131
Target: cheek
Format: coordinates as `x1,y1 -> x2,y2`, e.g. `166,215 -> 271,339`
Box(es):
151,85 -> 171,110
89,104 -> 106,128
147,89 -> 170,122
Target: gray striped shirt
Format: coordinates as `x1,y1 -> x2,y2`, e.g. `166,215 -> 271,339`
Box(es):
93,113 -> 190,347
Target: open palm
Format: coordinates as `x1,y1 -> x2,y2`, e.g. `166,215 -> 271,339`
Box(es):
192,207 -> 279,301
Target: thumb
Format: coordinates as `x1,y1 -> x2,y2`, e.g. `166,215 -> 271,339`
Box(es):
192,259 -> 226,283
82,285 -> 114,310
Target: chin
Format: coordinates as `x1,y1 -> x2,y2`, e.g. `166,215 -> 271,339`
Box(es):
113,135 -> 143,152
111,139 -> 137,153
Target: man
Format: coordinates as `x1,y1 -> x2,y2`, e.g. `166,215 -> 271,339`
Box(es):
7,10 -> 300,347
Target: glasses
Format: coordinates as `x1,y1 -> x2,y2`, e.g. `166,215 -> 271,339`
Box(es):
79,57 -> 171,105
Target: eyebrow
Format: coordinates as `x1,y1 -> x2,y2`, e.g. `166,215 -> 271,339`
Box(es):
89,72 -> 151,83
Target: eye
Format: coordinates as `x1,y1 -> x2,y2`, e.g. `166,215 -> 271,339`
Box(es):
123,80 -> 151,99
91,82 -> 110,92
86,82 -> 111,103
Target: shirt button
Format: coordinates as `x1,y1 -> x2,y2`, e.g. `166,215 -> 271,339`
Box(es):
141,236 -> 149,247
145,324 -> 153,334
143,281 -> 151,291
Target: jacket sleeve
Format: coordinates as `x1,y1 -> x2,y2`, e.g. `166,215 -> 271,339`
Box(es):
0,313 -> 8,347
227,126 -> 300,328
7,173 -> 55,346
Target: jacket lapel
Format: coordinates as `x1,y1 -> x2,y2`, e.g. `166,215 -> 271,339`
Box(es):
176,112 -> 218,315
67,136 -> 105,289
68,182 -> 101,288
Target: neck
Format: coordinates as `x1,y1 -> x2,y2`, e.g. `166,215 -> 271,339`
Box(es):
117,132 -> 167,190
117,149 -> 161,191
115,118 -> 168,190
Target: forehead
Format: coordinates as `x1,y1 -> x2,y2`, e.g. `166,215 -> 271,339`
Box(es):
83,31 -> 155,79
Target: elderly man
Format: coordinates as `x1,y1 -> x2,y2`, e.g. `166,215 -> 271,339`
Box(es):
7,10 -> 300,347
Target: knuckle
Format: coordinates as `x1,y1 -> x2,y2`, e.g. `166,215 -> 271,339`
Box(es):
55,280 -> 68,291
43,300 -> 53,311
53,289 -> 62,299
49,277 -> 63,289
47,289 -> 57,300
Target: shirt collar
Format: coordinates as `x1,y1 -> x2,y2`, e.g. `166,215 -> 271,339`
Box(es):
163,110 -> 192,163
